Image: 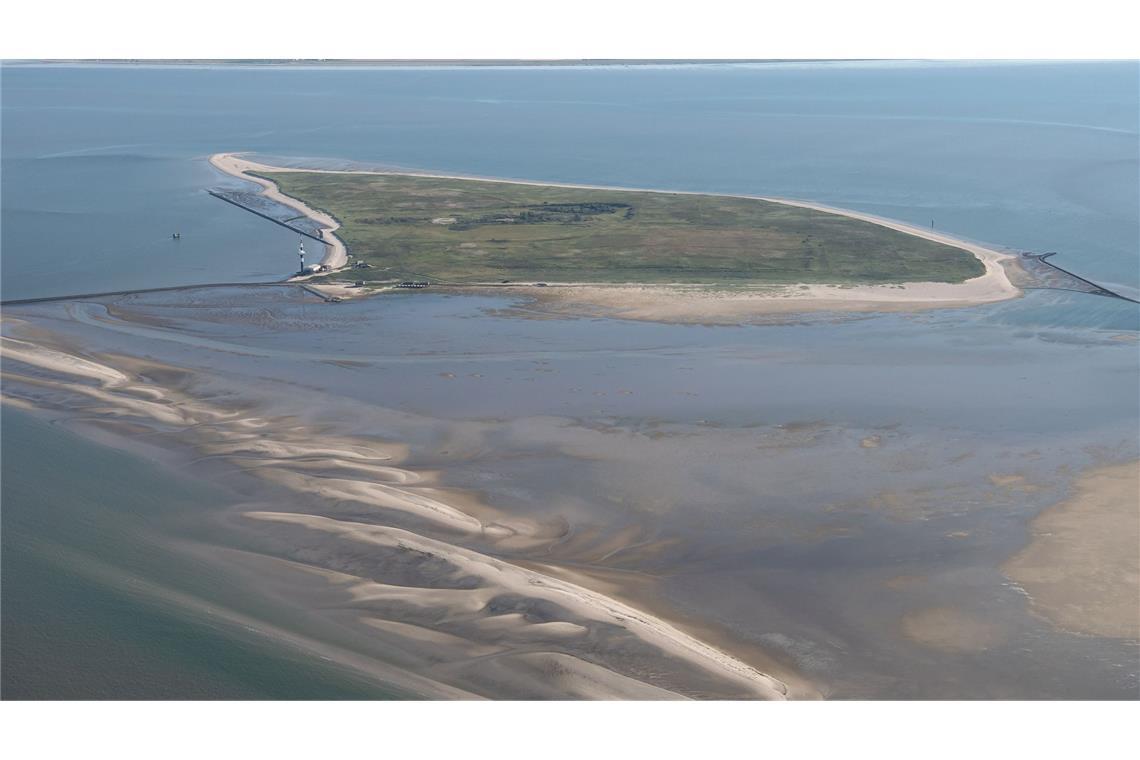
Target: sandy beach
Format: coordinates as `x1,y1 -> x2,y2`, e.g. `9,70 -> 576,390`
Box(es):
207,152 -> 1020,319
499,279 -> 1015,324
208,153 -> 348,272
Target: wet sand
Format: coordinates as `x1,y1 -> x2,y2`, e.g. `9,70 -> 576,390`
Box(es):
509,280 -> 1019,325
3,287 -> 1137,699
902,607 -> 1010,653
0,320 -> 799,699
1003,461 -> 1140,640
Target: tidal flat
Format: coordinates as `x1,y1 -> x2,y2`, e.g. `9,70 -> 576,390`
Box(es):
2,285 -> 1137,699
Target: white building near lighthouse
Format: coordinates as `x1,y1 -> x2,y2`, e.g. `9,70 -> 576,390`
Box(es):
298,238 -> 326,274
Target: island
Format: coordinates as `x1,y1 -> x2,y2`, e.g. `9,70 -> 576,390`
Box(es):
209,153 -> 1019,321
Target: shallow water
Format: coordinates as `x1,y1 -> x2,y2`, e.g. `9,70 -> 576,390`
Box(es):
5,287 -> 1137,697
2,60 -> 1138,699
3,61 -> 1137,307
0,409 -> 409,699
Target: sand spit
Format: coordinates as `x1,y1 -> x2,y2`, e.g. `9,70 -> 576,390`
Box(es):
209,153 -> 1020,320
243,511 -> 787,698
1,326 -> 795,699
1003,460 -> 1140,640
757,197 -> 1017,303
208,153 -> 348,271
200,438 -> 404,465
371,612 -> 678,698
0,335 -> 130,386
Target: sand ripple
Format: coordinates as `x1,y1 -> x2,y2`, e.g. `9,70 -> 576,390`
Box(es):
1,328 -> 791,699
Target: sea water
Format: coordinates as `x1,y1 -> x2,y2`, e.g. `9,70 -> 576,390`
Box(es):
2,61 -> 1136,305
0,409 -> 407,699
2,61 -> 1138,698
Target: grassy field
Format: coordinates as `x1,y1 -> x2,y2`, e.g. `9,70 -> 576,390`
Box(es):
260,172 -> 985,285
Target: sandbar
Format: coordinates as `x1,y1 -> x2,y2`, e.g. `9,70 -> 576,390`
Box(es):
1003,460 -> 1140,640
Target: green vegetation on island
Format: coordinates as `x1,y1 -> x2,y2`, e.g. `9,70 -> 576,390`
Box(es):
259,171 -> 985,285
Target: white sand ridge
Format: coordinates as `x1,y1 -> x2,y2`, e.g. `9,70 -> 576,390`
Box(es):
1,325 -> 796,699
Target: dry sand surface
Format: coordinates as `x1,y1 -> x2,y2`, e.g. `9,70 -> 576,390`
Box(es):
511,280 -> 1016,324
208,153 -> 348,271
1003,460 -> 1140,640
209,153 -> 1020,321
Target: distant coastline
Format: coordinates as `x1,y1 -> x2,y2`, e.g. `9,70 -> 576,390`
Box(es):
9,59 -> 873,68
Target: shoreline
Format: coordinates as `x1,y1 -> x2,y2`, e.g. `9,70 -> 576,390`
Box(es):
1003,460 -> 1140,640
207,152 -> 1020,318
208,153 -> 348,273
4,274 -> 1136,698
0,315 -> 806,699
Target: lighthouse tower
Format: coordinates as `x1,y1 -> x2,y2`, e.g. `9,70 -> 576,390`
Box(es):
298,239 -> 306,274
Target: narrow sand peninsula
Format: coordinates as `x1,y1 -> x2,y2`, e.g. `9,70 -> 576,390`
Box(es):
208,153 -> 348,271
207,153 -> 1019,319
1004,460 -> 1140,640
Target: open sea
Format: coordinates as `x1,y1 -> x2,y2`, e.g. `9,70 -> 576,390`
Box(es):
2,60 -> 1138,698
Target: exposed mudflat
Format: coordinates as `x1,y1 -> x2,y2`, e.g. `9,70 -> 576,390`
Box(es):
3,286 -> 1137,699
1003,461 -> 1140,640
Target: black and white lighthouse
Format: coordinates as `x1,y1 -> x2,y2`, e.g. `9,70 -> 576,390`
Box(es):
298,239 -> 306,274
